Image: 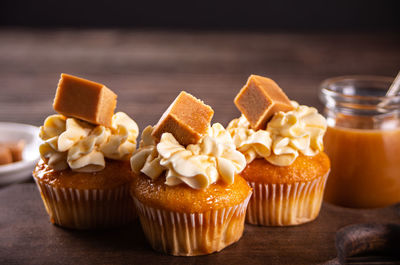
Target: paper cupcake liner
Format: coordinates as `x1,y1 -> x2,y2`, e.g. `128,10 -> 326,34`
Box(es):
34,178 -> 136,229
246,172 -> 329,226
133,193 -> 251,256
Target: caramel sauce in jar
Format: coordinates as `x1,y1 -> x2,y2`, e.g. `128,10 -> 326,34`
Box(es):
320,76 -> 400,208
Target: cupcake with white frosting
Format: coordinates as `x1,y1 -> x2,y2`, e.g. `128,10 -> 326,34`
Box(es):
228,77 -> 330,226
130,95 -> 252,256
33,74 -> 139,230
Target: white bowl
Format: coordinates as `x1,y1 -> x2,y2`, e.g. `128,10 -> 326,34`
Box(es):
0,122 -> 40,185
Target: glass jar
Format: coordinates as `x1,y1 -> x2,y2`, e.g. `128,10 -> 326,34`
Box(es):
319,75 -> 400,208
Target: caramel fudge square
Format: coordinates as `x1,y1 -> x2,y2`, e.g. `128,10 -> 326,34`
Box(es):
152,91 -> 214,146
234,75 -> 294,130
53,73 -> 117,127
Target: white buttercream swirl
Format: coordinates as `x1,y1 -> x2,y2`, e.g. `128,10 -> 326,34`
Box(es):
39,112 -> 139,172
130,123 -> 246,189
227,101 -> 327,166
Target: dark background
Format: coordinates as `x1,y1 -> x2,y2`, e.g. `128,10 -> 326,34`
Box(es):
1,0 -> 399,30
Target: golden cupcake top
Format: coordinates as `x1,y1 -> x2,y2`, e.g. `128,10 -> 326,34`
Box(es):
33,159 -> 133,189
39,74 -> 139,172
131,92 -> 246,189
240,152 -> 330,184
228,75 -> 327,166
131,169 -> 251,213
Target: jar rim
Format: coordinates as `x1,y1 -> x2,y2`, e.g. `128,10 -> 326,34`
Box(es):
320,75 -> 400,101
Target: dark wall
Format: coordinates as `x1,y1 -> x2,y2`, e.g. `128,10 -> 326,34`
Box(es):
1,0 -> 398,30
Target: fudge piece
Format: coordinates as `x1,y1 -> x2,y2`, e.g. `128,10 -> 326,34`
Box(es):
234,75 -> 294,130
53,73 -> 117,127
152,91 -> 214,146
0,145 -> 12,165
0,140 -> 25,165
7,140 -> 25,162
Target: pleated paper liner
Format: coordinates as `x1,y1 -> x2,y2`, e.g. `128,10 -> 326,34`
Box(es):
133,193 -> 252,256
34,178 -> 136,229
246,172 -> 329,226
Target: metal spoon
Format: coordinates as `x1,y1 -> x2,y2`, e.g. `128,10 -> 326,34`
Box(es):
377,71 -> 400,110
386,71 -> 400,97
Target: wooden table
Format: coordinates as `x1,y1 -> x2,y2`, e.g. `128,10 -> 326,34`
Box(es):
0,30 -> 399,264
1,184 -> 399,265
1,30 -> 399,128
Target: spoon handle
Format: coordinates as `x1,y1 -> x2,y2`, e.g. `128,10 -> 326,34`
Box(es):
387,71 -> 400,97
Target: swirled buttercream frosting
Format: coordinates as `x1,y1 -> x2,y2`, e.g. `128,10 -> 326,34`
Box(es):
130,123 -> 246,189
227,101 -> 327,166
39,112 -> 139,172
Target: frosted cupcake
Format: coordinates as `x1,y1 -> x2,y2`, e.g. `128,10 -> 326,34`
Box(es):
227,75 -> 330,226
33,74 -> 139,229
130,91 -> 252,256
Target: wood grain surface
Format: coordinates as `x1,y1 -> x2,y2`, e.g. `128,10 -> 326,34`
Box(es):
0,29 -> 399,264
0,184 -> 399,265
1,30 -> 399,129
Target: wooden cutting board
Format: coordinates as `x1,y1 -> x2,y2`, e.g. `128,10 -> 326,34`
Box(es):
0,184 -> 399,265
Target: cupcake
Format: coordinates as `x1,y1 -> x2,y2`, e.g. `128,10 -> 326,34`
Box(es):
227,75 -> 330,226
130,91 -> 252,256
33,74 -> 139,229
